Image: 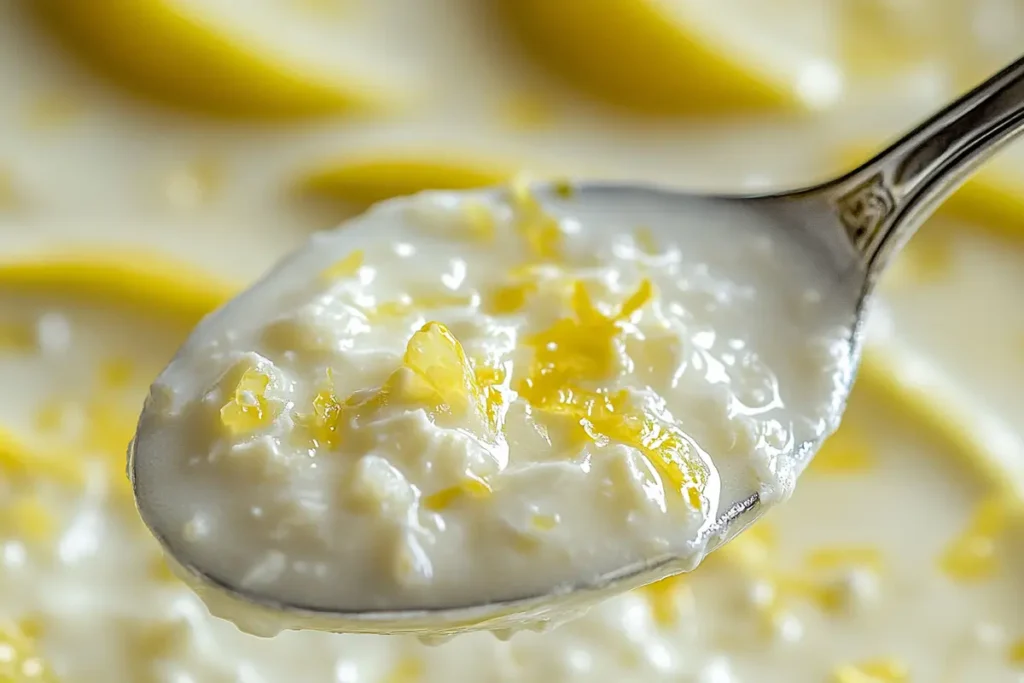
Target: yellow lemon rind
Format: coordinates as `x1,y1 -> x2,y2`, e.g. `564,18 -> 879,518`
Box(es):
498,0 -> 797,115
29,0 -> 396,120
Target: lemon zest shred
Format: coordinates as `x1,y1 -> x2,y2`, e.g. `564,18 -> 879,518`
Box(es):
0,426 -> 84,487
486,281 -> 537,314
642,574 -> 687,627
831,657 -> 909,683
509,175 -> 564,261
0,497 -> 57,543
384,656 -> 424,683
423,477 -> 493,511
343,322 -> 509,446
515,278 -> 705,506
0,620 -> 57,682
634,226 -> 658,254
460,199 -> 497,242
294,368 -> 344,449
220,367 -> 277,435
320,249 -> 364,281
365,293 -> 473,321
99,357 -> 134,389
805,546 -> 884,573
1009,638 -> 1024,666
939,497 -> 1010,582
531,513 -> 558,530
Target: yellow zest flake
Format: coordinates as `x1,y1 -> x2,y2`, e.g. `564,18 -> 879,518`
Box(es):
366,293 -> 473,321
293,368 -> 344,449
15,617 -> 44,643
1009,639 -> 1024,666
634,226 -> 658,255
552,177 -> 574,198
0,322 -> 35,351
320,249 -> 364,281
518,279 -> 705,505
642,574 -> 688,627
773,574 -> 848,614
423,477 -> 493,511
147,554 -> 181,584
521,212 -> 563,261
806,546 -> 884,573
486,281 -> 537,314
461,199 -> 497,242
394,322 -> 505,431
384,656 -> 424,683
99,357 -> 134,389
831,657 -> 909,683
329,326 -> 509,448
509,175 -> 564,261
810,428 -> 874,474
522,279 -> 653,394
32,401 -> 65,435
531,514 -> 557,530
0,498 -> 57,543
220,367 -> 277,435
0,426 -> 84,487
0,620 -> 57,682
939,497 -> 1010,582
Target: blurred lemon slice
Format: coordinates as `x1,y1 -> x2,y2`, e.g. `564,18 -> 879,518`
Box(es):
29,0 -> 399,119
297,154 -> 520,207
498,0 -> 843,114
0,250 -> 238,324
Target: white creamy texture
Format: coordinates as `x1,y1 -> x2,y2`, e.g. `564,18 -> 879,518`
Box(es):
0,296 -> 1022,682
0,0 -> 1023,680
131,185 -> 854,621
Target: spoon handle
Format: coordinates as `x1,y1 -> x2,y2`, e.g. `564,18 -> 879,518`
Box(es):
830,55 -> 1024,276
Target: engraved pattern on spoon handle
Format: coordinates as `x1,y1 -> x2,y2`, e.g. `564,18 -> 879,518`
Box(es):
831,54 -> 1024,279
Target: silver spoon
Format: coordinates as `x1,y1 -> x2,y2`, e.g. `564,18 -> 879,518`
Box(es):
129,55 -> 1024,637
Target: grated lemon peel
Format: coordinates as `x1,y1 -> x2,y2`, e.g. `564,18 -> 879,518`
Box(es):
1009,638 -> 1024,666
320,249 -> 364,281
298,323 -> 510,464
939,497 -> 1011,582
510,176 -> 565,262
366,293 -> 474,321
642,574 -> 689,627
384,656 -> 424,683
0,426 -> 84,488
831,657 -> 909,683
0,620 -> 57,682
294,368 -> 344,449
423,476 -> 493,512
516,278 -> 707,508
220,366 -> 278,436
806,546 -> 885,574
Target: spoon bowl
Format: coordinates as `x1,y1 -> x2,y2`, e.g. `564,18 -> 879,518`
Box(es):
129,55 -> 1024,637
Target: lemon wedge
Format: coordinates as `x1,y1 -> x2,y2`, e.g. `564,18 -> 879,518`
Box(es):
296,154 -> 521,207
28,0 -> 395,119
498,0 -> 842,114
